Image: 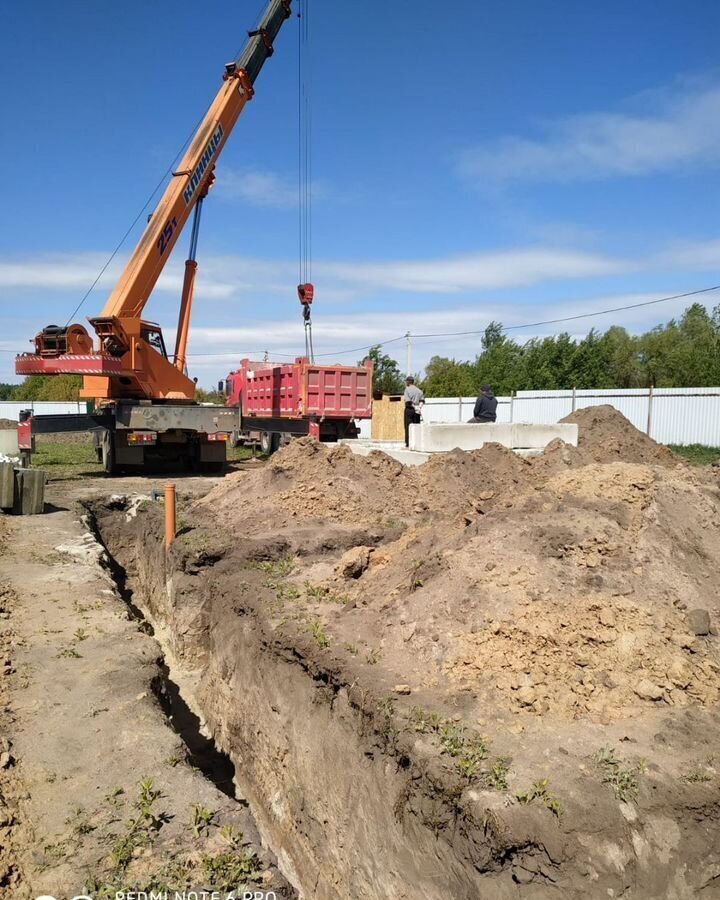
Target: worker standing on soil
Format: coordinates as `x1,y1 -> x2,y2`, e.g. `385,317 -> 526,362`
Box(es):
403,377 -> 425,447
469,384 -> 498,423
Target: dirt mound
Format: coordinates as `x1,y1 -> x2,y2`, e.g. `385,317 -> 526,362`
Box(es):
0,418 -> 17,429
200,438 -> 531,525
561,404 -> 677,466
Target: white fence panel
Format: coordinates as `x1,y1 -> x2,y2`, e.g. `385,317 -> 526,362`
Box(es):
422,397 -> 513,424
0,401 -> 86,421
364,388 -> 720,447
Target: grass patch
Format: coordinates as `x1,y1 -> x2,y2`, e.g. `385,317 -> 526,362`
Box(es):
32,442 -> 99,467
668,444 -> 720,466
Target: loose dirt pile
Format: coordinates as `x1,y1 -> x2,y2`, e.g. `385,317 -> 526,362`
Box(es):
202,437 -> 529,526
562,404 -> 677,465
113,407 -> 720,896
0,420 -> 16,430
195,409 -> 720,726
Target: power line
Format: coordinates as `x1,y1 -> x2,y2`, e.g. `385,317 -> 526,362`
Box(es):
412,284 -> 720,339
63,111 -> 208,327
6,282 -> 719,361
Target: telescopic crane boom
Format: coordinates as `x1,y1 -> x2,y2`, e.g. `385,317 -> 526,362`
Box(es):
16,0 -> 292,404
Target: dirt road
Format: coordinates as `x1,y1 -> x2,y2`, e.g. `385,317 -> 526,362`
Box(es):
0,468 -> 293,900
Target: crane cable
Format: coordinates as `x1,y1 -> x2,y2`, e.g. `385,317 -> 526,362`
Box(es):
297,0 -> 315,361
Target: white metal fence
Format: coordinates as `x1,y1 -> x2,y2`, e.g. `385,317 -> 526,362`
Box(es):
2,394 -> 717,447
0,401 -> 87,421
411,388 -> 720,447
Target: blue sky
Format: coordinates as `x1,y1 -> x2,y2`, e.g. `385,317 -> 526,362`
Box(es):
1,0 -> 719,386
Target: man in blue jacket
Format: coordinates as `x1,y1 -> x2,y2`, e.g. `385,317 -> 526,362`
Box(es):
470,384 -> 498,423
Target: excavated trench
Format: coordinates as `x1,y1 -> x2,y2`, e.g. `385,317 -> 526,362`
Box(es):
86,471 -> 720,900
84,501 -> 299,896
87,498 -> 519,900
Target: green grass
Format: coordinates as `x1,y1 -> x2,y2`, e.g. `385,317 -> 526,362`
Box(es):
29,440 -> 258,477
32,442 -> 100,468
668,444 -> 720,466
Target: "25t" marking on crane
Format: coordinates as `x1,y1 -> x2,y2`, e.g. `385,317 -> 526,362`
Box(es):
157,217 -> 179,256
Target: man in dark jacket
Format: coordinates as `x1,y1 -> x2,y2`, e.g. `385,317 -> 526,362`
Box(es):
469,384 -> 498,423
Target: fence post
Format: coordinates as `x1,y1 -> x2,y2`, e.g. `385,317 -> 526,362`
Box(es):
458,397 -> 462,422
646,385 -> 654,437
510,391 -> 515,423
571,385 -> 577,413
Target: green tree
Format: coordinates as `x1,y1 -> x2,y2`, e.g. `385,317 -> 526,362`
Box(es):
13,375 -> 83,401
361,345 -> 405,395
421,356 -> 475,397
0,383 -> 17,400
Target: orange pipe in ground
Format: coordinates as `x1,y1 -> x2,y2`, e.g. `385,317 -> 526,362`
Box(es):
165,484 -> 176,548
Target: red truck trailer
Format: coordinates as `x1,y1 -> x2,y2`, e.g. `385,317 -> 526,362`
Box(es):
223,357 -> 373,453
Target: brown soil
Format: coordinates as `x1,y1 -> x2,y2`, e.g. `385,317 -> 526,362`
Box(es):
0,420 -> 16,430
93,408 -> 720,897
201,436 -> 529,527
561,404 -> 678,466
0,477 -> 294,900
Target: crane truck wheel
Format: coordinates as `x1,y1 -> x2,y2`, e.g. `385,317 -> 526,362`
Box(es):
260,431 -> 280,455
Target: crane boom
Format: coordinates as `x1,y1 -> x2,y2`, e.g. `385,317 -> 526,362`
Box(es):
102,0 -> 291,322
16,0 -> 292,404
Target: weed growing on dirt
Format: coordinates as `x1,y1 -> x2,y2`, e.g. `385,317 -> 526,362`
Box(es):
365,647 -> 380,664
515,779 -> 564,818
595,747 -> 645,802
200,848 -> 262,890
310,619 -> 330,648
56,646 -> 82,659
483,757 -> 512,790
74,627 -> 89,641
110,778 -> 167,871
304,581 -> 350,604
408,706 -> 443,734
439,723 -> 467,757
252,554 -> 295,578
409,559 -> 425,592
377,696 -> 399,749
164,753 -> 183,768
680,767 -> 713,784
190,803 -> 215,837
345,642 -> 359,656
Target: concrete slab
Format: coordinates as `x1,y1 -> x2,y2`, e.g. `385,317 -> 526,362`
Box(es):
13,468 -> 46,515
0,462 -> 14,509
0,428 -> 19,457
511,422 -> 578,448
408,421 -> 578,452
409,423 -> 513,452
338,440 -> 430,466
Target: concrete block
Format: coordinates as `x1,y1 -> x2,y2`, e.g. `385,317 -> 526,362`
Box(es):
339,440 -> 430,466
409,422 -> 514,452
13,468 -> 46,515
0,429 -> 19,457
0,463 -> 14,509
510,423 -> 578,449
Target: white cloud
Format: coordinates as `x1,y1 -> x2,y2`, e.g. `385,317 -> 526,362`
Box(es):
215,168 -> 300,209
655,238 -> 720,272
458,81 -> 720,184
0,246 -> 627,300
322,248 -> 625,293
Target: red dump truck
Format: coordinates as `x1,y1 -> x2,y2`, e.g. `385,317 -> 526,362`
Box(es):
222,357 -> 373,453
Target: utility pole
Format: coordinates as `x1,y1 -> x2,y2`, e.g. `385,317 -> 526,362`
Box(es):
405,331 -> 412,377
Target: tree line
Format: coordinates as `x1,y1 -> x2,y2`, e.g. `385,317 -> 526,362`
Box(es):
365,303 -> 720,397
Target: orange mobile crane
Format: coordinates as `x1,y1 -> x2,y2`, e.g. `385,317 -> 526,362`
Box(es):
15,0 -> 293,473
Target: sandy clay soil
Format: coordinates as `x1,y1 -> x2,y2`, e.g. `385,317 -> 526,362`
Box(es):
85,407 -> 720,899
0,470 -> 294,900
